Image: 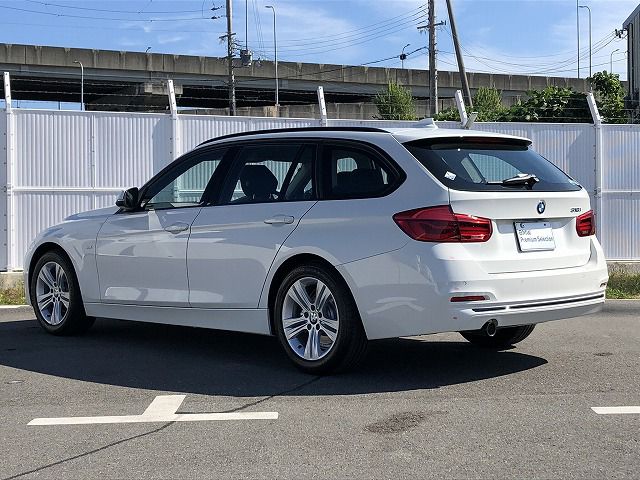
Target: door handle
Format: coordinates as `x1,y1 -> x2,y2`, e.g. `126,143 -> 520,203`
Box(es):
264,215 -> 295,225
164,222 -> 190,234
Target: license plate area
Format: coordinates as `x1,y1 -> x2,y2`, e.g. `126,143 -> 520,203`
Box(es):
514,221 -> 555,252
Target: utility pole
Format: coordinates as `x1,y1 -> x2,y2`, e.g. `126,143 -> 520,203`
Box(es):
226,0 -> 236,115
428,0 -> 437,115
417,2 -> 444,116
445,0 -> 472,108
266,5 -> 279,115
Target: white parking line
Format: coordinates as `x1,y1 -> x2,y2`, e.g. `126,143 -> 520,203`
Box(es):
591,406 -> 640,415
28,395 -> 279,426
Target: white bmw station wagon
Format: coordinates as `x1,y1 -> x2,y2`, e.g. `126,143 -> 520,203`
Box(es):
25,125 -> 608,374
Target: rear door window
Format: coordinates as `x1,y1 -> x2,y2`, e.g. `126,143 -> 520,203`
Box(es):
404,138 -> 581,192
219,143 -> 316,204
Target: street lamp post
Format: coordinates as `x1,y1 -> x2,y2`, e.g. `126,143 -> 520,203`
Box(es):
610,48 -> 621,73
579,5 -> 592,78
265,5 -> 279,115
73,60 -> 84,111
576,0 -> 580,78
401,43 -> 410,69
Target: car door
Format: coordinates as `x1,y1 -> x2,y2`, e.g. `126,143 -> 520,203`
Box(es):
96,147 -> 229,306
187,141 -> 317,308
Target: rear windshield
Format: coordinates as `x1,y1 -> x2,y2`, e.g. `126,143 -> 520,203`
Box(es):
404,138 -> 582,192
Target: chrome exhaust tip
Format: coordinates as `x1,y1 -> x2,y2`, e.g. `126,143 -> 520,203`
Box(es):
483,319 -> 498,337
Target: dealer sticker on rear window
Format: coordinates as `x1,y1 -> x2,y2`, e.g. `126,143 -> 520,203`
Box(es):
514,221 -> 555,252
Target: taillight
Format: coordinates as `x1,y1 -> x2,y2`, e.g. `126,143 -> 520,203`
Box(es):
576,210 -> 595,237
393,205 -> 492,242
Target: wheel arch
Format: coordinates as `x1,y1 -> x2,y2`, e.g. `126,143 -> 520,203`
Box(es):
265,253 -> 363,336
28,242 -> 79,299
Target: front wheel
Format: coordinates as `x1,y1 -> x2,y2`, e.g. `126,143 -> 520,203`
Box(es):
274,264 -> 367,375
30,251 -> 94,335
460,324 -> 536,349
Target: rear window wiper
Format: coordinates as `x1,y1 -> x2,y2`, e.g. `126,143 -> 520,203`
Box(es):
486,173 -> 539,189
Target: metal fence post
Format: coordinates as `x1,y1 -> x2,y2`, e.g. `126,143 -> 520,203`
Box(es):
317,86 -> 328,127
586,92 -> 604,241
167,79 -> 180,162
167,79 -> 182,199
2,72 -> 14,271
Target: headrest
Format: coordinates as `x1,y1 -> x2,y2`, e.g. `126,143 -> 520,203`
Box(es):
240,164 -> 278,199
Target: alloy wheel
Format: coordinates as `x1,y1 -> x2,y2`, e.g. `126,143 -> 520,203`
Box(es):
281,276 -> 340,361
35,261 -> 70,326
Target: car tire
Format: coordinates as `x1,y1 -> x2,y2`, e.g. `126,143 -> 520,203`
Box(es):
274,263 -> 367,375
30,251 -> 95,336
459,324 -> 536,349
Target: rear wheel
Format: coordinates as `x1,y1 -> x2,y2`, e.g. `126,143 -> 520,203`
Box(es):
460,324 -> 536,349
30,251 -> 94,335
274,264 -> 367,374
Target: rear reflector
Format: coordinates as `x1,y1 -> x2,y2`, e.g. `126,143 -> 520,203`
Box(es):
576,210 -> 596,237
450,295 -> 488,302
393,205 -> 492,242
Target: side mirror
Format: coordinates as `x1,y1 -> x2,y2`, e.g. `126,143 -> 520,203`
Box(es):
116,187 -> 140,210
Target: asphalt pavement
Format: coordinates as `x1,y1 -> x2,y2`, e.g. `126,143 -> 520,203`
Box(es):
0,301 -> 638,479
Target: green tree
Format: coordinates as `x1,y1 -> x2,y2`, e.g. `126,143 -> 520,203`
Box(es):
504,86 -> 591,123
433,87 -> 506,122
434,81 -> 628,124
433,106 -> 460,122
473,87 -> 508,121
374,82 -> 417,120
588,71 -> 626,123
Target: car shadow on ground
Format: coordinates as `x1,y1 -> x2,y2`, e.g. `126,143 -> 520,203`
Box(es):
0,317 -> 547,397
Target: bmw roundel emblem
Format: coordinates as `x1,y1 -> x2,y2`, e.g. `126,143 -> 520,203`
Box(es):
537,200 -> 546,215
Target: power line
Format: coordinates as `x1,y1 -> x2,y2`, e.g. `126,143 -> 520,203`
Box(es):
0,4 -> 210,22
448,33 -> 616,70
440,26 -> 620,77
255,8 -> 427,48
22,0 -> 205,15
244,4 -> 426,47
267,15 -> 427,57
251,0 -> 266,60
0,20 -> 226,34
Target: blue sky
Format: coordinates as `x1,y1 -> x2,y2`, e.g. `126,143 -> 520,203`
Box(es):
0,0 -> 632,79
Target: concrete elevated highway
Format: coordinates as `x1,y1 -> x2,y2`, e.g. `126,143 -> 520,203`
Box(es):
0,43 -> 593,118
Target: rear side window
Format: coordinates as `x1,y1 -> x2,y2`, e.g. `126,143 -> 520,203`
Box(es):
324,144 -> 398,199
404,139 -> 581,192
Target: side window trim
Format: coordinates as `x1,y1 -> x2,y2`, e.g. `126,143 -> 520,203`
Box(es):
279,144 -> 312,198
201,146 -> 239,206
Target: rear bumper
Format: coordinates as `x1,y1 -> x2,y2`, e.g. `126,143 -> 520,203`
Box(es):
452,291 -> 605,331
338,237 -> 608,340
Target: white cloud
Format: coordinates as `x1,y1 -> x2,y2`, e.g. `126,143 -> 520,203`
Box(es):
157,34 -> 186,45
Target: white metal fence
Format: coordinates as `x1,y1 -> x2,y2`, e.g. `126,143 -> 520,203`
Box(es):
1,108 -> 639,270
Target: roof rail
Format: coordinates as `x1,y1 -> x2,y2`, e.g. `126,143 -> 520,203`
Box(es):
197,126 -> 390,147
